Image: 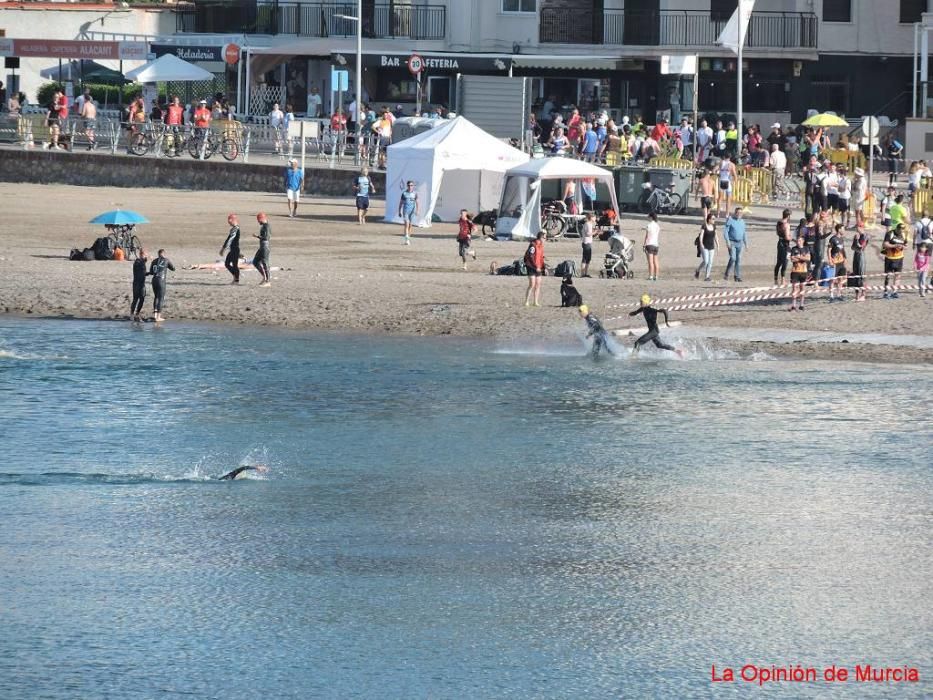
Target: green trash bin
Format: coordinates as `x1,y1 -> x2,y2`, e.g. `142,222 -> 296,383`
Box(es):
613,165 -> 650,212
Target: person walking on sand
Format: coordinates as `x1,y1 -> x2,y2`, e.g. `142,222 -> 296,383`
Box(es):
399,180 -> 419,245
220,214 -> 241,284
524,231 -> 545,307
457,209 -> 477,270
253,213 -> 271,287
131,248 -> 149,322
149,249 -> 175,323
643,212 -> 661,281
717,156 -> 737,217
723,207 -> 748,283
698,168 -> 715,220
788,235 -> 811,311
354,167 -> 375,225
284,159 -> 304,218
629,294 -> 683,357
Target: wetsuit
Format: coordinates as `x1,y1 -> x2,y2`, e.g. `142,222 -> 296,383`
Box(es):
253,223 -> 271,281
583,313 -> 614,358
150,255 -> 175,313
131,257 -> 148,316
221,225 -> 241,282
218,466 -> 260,480
629,305 -> 677,352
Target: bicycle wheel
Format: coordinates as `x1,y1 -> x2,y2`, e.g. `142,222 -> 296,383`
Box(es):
188,136 -> 202,159
221,138 -> 239,161
662,192 -> 683,215
544,214 -> 565,241
128,135 -> 150,157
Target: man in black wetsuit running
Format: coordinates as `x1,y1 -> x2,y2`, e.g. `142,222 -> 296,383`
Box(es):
131,248 -> 149,322
220,214 -> 241,284
629,294 -> 683,357
578,304 -> 615,358
218,465 -> 269,480
149,249 -> 176,323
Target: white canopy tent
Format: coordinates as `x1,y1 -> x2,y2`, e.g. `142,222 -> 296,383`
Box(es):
384,117 -> 529,226
125,54 -> 214,83
496,157 -> 619,240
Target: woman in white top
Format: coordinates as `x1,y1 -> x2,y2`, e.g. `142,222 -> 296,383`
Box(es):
717,156 -> 736,218
580,212 -> 595,277
836,169 -> 852,228
644,212 -> 661,280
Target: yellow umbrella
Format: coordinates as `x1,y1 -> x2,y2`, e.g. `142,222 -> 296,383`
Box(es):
801,113 -> 848,127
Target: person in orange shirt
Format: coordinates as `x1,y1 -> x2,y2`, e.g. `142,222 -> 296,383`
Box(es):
330,108 -> 347,132
165,95 -> 185,156
650,118 -> 671,143
523,231 -> 546,307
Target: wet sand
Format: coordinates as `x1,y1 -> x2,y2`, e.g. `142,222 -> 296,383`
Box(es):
0,182 -> 929,363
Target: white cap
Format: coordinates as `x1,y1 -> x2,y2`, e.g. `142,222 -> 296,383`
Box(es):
771,122 -> 781,129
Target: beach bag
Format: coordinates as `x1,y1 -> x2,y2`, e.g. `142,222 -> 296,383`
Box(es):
819,262 -> 835,287
553,260 -> 576,277
513,259 -> 528,276
92,236 -> 115,261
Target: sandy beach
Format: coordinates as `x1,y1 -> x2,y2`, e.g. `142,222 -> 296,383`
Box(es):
0,182 -> 930,363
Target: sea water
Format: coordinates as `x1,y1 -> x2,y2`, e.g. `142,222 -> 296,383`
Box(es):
1,318 -> 930,698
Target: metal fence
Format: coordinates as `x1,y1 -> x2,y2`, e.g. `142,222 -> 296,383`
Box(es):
539,9 -> 818,49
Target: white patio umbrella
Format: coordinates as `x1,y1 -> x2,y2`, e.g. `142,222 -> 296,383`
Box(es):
125,54 -> 214,83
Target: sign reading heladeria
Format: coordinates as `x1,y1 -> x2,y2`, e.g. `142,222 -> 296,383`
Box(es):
151,44 -> 222,62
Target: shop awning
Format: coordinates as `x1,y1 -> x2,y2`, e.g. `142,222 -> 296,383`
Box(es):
510,56 -> 644,71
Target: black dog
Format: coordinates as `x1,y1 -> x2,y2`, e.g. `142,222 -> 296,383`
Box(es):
560,275 -> 583,307
472,210 -> 498,239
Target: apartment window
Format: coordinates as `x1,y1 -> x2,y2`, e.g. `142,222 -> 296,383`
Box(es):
823,0 -> 851,23
503,0 -> 536,12
711,0 -> 737,22
901,0 -> 928,23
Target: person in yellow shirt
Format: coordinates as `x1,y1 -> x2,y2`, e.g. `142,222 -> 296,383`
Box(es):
882,223 -> 908,298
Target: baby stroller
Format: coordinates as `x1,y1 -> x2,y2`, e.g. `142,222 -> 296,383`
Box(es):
599,232 -> 635,279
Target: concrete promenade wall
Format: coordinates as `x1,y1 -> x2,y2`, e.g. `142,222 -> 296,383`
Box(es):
0,149 -> 385,197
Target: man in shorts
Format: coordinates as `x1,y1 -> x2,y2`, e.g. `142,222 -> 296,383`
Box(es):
284,159 -> 304,218
457,209 -> 477,270
398,180 -> 419,245
354,166 -> 375,225
80,95 -> 97,151
524,231 -> 545,307
882,223 -> 907,298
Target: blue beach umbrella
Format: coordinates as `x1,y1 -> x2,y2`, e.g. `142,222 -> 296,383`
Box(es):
89,210 -> 150,225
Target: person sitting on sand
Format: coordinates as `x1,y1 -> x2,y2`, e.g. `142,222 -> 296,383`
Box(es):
218,465 -> 269,480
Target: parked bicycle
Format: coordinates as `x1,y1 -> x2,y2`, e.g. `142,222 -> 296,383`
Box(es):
638,182 -> 682,215
541,200 -> 568,240
188,129 -> 239,161
106,224 -> 142,260
127,122 -> 159,157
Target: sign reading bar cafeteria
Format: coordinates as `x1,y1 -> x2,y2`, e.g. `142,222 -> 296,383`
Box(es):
0,39 -> 146,60
333,52 -> 512,73
151,44 -> 222,62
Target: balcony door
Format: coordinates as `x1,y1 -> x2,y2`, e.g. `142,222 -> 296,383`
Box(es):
623,0 -> 659,46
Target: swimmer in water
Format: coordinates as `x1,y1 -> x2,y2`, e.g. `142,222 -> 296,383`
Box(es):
578,304 -> 615,359
218,465 -> 269,480
629,294 -> 683,357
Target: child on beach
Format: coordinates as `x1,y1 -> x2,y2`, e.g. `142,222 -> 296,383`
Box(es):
457,209 -> 477,270
916,238 -> 931,298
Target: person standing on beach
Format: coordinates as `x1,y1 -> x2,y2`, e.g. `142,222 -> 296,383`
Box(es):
643,212 -> 661,281
149,249 -> 175,323
524,231 -> 545,307
629,294 -> 683,357
850,228 -> 869,302
723,207 -> 748,283
788,236 -> 810,311
354,167 -> 375,225
220,214 -> 241,284
882,223 -> 907,299
774,209 -> 792,286
253,213 -> 271,287
398,181 -> 419,245
580,212 -> 595,277
457,209 -> 477,270
284,159 -> 304,218
694,212 -> 718,282
827,223 -> 848,302
915,235 -> 931,297
698,168 -> 715,220
131,248 -> 149,322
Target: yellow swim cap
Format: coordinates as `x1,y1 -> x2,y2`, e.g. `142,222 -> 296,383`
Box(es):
640,294 -> 651,306
578,304 -> 589,315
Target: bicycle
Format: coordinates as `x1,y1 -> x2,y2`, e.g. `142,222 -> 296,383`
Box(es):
127,122 -> 158,157
638,183 -> 682,215
106,224 -> 142,260
541,200 -> 568,240
188,129 -> 239,161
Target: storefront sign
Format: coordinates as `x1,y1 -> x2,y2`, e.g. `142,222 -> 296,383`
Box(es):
118,42 -> 148,61
10,39 -> 121,59
151,44 -> 222,61
334,52 -> 512,73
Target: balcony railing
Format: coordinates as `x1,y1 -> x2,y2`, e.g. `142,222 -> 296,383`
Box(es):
539,9 -> 818,50
176,2 -> 447,40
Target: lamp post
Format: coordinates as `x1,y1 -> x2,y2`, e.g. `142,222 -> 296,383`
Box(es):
337,1 -> 363,166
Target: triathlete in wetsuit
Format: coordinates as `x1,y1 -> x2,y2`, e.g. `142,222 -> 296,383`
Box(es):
578,304 -> 614,358
218,465 -> 269,480
131,248 -> 149,321
629,294 -> 681,355
220,214 -> 241,284
149,249 -> 176,323
253,213 -> 271,287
